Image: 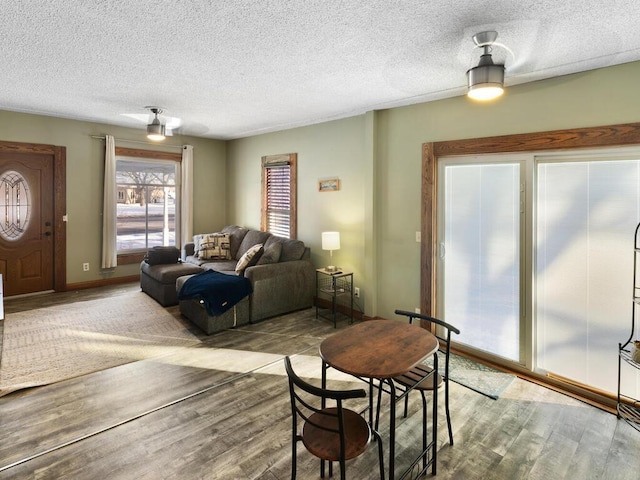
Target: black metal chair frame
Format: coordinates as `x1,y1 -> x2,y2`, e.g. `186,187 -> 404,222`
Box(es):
376,310 -> 460,447
284,356 -> 385,480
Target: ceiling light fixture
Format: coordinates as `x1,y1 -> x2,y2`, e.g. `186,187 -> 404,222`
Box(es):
466,31 -> 505,101
146,107 -> 166,141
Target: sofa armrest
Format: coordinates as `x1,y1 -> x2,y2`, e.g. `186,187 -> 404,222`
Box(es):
244,260 -> 315,322
244,260 -> 311,282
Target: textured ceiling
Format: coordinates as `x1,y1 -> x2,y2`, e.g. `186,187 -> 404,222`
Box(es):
1,1 -> 639,140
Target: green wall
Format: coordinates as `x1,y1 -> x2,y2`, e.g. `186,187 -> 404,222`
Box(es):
228,60 -> 640,321
3,60 -> 640,308
226,115 -> 373,314
0,111 -> 226,285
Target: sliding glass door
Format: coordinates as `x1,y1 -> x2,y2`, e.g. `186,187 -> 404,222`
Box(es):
536,157 -> 640,394
438,149 -> 640,396
438,158 -> 522,362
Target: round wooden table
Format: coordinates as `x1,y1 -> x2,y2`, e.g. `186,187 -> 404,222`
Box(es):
319,319 -> 439,479
320,319 -> 438,378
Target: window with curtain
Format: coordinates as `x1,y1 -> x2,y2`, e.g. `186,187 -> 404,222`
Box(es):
261,153 -> 297,239
112,148 -> 182,261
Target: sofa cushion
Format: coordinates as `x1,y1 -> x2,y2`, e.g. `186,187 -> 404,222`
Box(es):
195,232 -> 231,260
222,225 -> 250,259
236,230 -> 271,259
279,238 -> 307,262
256,241 -> 282,265
144,246 -> 180,265
235,243 -> 264,276
141,262 -> 203,283
262,235 -> 306,262
184,255 -> 208,266
202,260 -> 238,272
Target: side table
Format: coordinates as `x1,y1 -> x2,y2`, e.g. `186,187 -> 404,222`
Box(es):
315,269 -> 353,327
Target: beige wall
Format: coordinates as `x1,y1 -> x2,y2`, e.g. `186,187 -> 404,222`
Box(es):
0,110 -> 226,285
228,60 -> 640,320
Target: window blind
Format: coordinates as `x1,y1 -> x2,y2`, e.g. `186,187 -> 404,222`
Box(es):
265,164 -> 291,238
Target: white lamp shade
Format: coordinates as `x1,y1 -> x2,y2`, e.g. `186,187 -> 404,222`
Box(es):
322,231 -> 340,251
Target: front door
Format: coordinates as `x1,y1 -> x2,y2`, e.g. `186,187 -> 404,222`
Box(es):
0,152 -> 55,296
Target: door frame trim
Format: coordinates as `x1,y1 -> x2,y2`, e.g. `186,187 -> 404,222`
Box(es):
0,141 -> 67,292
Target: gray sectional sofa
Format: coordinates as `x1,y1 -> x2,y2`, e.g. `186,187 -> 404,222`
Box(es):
140,225 -> 315,333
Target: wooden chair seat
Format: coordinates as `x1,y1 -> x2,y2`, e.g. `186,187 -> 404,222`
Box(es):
375,310 -> 460,447
394,364 -> 443,391
302,407 -> 370,461
284,356 -> 385,479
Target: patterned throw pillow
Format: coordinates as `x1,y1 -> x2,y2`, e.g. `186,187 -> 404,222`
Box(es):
235,243 -> 264,275
193,234 -> 204,256
196,233 -> 231,260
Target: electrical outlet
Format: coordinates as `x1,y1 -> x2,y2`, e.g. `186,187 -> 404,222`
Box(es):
354,287 -> 360,298
415,307 -> 421,314
415,231 -> 421,242
83,263 -> 90,272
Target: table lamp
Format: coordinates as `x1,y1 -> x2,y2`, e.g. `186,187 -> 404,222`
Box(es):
322,231 -> 340,272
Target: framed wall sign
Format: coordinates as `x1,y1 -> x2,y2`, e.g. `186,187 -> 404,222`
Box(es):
318,178 -> 340,192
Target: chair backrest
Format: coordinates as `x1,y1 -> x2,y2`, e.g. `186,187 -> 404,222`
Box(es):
284,356 -> 366,451
394,309 -> 460,378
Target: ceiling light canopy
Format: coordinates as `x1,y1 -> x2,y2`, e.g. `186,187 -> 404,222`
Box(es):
466,31 -> 505,101
146,107 -> 166,141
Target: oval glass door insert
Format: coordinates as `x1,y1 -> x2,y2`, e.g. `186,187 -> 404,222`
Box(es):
0,170 -> 31,240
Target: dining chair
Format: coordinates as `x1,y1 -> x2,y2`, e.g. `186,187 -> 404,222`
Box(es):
284,356 -> 385,480
376,310 -> 460,446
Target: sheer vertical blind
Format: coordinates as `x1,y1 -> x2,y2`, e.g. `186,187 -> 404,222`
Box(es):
261,153 -> 297,239
536,157 -> 640,394
440,161 -> 521,361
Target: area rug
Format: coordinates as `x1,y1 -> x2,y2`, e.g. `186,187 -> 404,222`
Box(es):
0,292 -> 201,397
426,352 -> 516,400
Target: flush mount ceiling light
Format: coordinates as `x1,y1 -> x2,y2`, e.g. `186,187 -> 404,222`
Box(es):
146,107 -> 166,141
466,31 -> 505,101
122,108 -> 181,138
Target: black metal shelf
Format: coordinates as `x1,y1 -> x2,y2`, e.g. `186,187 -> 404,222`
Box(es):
620,348 -> 640,370
618,401 -> 640,432
617,222 -> 640,431
315,269 -> 354,328
317,275 -> 352,296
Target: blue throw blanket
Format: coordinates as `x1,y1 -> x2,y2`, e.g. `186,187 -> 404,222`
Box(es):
177,270 -> 253,316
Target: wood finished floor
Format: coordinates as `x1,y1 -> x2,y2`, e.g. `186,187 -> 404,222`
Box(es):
0,284 -> 639,479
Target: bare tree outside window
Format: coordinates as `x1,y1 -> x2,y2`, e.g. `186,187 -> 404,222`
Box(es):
116,158 -> 178,251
